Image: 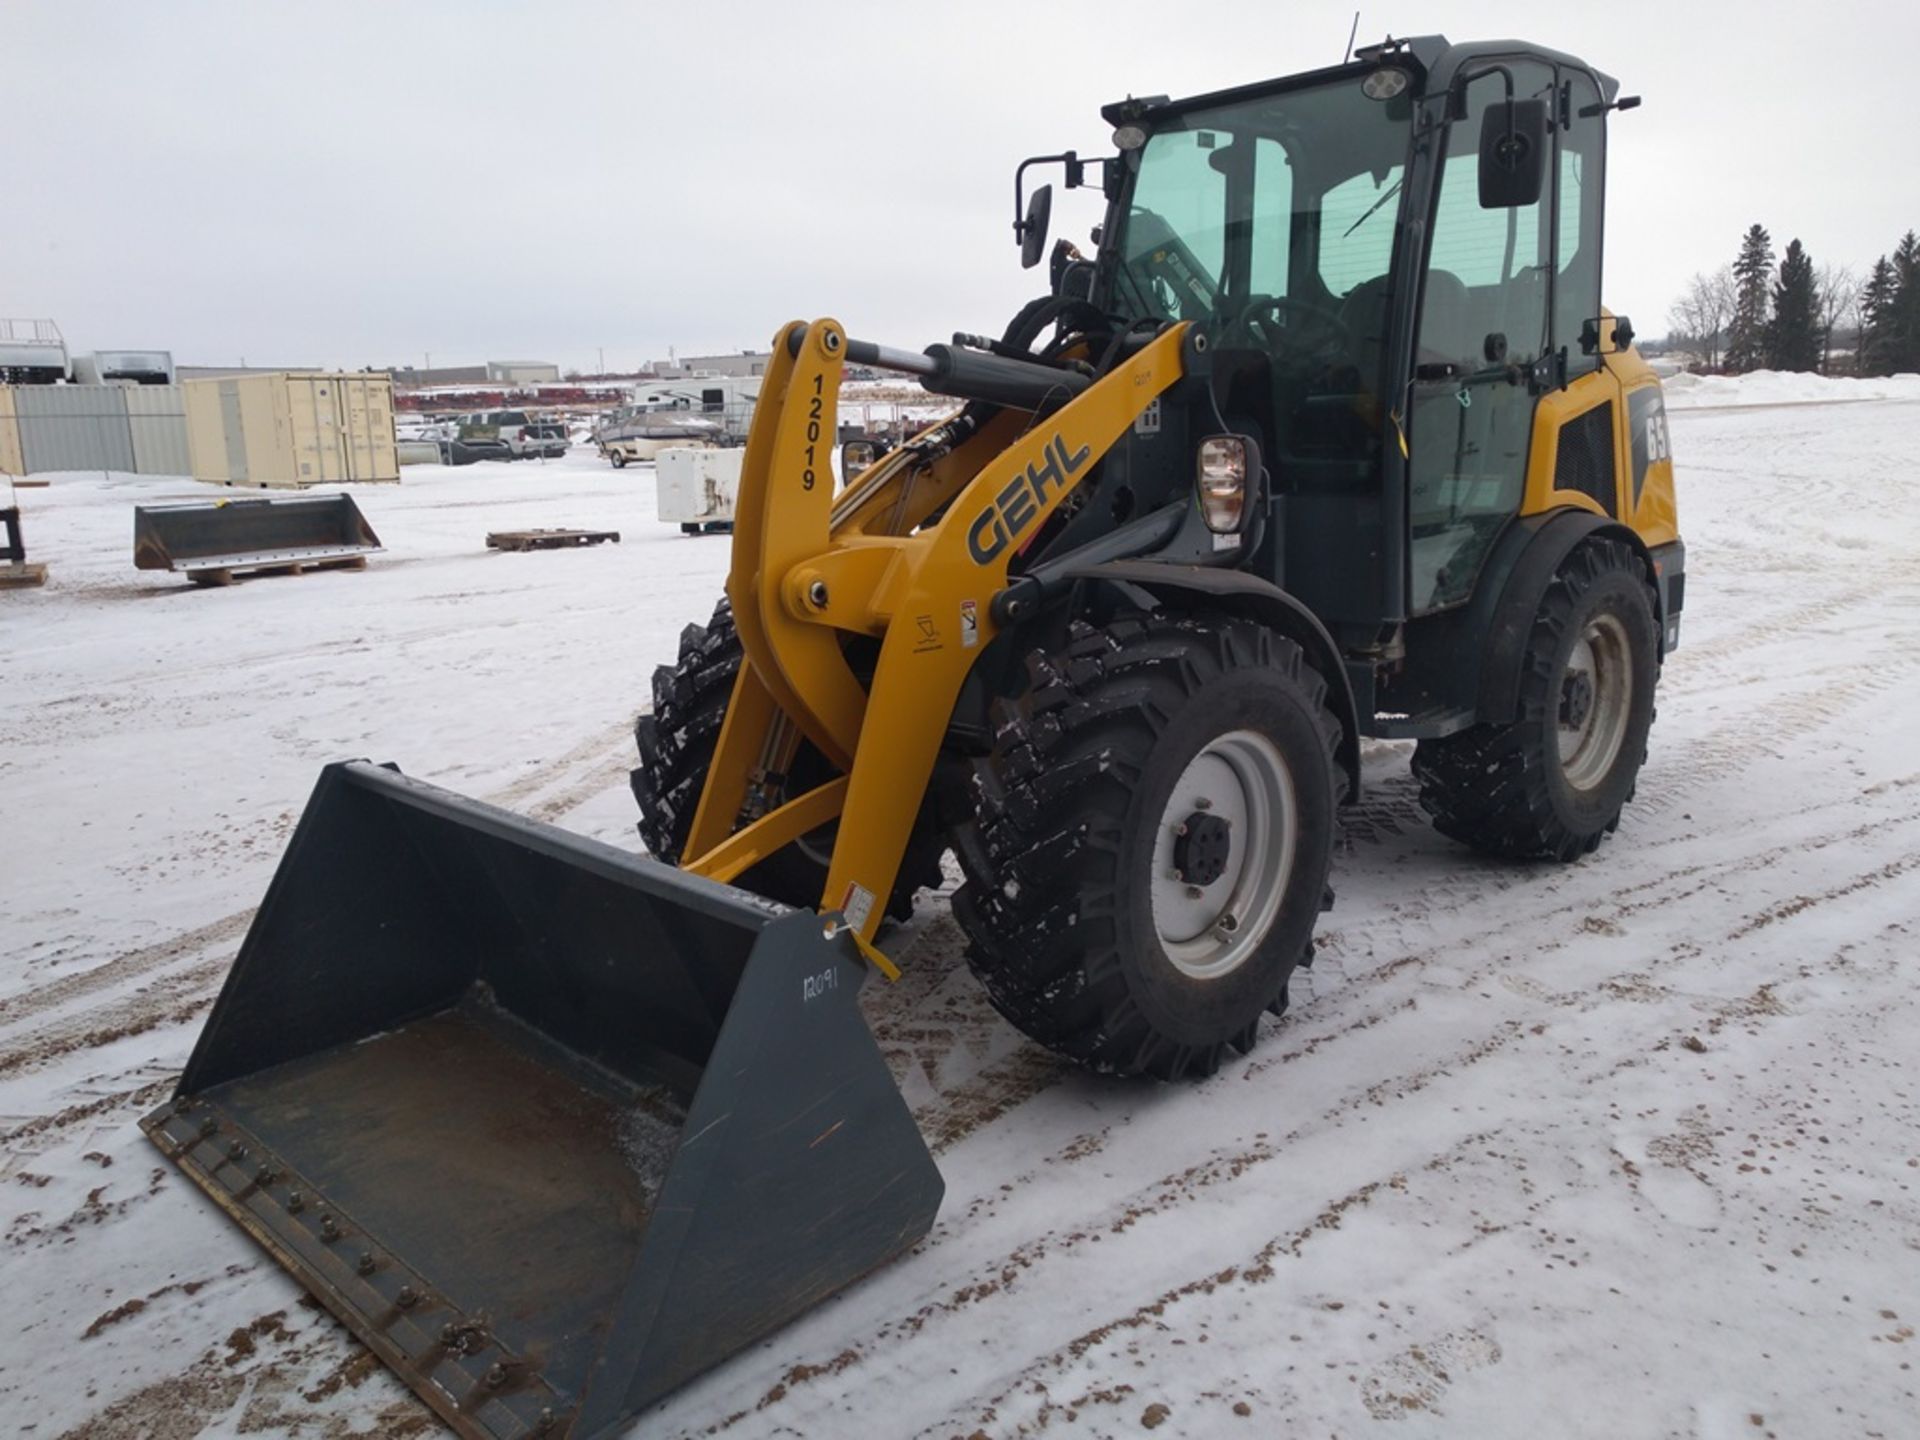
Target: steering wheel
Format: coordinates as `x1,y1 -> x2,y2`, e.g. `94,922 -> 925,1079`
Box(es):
1226,296 -> 1352,357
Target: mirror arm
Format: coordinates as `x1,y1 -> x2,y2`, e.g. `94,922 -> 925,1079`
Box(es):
1014,151 -> 1080,244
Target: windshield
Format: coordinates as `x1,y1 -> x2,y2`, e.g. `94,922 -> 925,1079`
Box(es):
1107,74 -> 1412,358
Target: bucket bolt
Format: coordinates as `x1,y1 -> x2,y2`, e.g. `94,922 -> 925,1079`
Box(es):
286,1190 -> 304,1214
227,1140 -> 248,1162
441,1319 -> 488,1356
356,1251 -> 377,1276
484,1362 -> 508,1389
198,1115 -> 218,1138
253,1163 -> 277,1186
396,1285 -> 419,1310
319,1213 -> 340,1242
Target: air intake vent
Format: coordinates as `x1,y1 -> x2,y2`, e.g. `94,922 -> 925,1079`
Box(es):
1554,402 -> 1615,515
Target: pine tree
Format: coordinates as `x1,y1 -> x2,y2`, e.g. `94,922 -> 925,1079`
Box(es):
1858,256 -> 1897,376
1725,224 -> 1774,372
1890,230 -> 1920,373
1765,239 -> 1821,371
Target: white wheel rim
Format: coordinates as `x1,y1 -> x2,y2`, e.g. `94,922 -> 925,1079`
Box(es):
1558,612 -> 1632,792
1149,729 -> 1297,980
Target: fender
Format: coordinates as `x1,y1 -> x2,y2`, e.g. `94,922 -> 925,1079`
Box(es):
1472,508 -> 1657,726
1064,558 -> 1363,802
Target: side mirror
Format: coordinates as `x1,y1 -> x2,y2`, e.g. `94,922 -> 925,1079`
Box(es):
840,439 -> 877,478
1578,315 -> 1637,356
1478,98 -> 1547,208
1020,184 -> 1053,269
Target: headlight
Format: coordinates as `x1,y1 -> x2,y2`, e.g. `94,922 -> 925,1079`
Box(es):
1196,435 -> 1249,533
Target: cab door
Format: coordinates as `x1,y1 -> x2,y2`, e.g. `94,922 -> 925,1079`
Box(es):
1405,57 -> 1558,613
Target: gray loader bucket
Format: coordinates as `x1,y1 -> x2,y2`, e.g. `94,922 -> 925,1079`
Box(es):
134,494 -> 383,581
142,761 -> 942,1439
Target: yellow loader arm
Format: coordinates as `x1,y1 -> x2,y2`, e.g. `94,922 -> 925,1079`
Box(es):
678,318 -> 1189,965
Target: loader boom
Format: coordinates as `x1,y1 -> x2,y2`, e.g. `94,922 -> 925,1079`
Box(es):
680,317 -> 1191,954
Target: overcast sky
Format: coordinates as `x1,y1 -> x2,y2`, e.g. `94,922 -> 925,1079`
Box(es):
5,0 -> 1913,372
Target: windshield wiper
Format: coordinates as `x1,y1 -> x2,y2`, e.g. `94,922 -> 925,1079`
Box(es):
1343,177 -> 1404,239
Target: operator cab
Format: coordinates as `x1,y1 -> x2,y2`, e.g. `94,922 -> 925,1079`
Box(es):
1084,37 -> 1620,645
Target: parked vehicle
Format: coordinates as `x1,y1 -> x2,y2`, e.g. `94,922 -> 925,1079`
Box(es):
594,405 -> 722,466
459,409 -> 569,459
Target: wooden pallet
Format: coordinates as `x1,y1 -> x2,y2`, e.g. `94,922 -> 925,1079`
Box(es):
187,555 -> 370,586
0,562 -> 47,589
485,528 -> 621,552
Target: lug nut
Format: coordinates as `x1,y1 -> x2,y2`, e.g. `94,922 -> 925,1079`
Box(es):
1195,797 -> 1213,810
1186,886 -> 1204,900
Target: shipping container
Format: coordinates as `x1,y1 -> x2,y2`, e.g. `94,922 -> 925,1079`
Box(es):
125,385 -> 191,475
184,373 -> 399,487
0,388 -> 22,476
15,384 -> 136,473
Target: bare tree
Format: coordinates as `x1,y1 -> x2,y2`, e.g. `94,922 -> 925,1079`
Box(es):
1815,261 -> 1858,374
1667,266 -> 1735,370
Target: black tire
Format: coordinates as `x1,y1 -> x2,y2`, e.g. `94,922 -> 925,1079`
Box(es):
630,597 -> 939,919
609,450 -> 628,468
1412,538 -> 1658,861
951,610 -> 1345,1080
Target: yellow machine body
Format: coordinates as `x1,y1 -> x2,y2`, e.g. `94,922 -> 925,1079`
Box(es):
679,318 -> 1188,962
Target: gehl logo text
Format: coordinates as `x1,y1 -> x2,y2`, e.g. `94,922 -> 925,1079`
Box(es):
967,434 -> 1092,565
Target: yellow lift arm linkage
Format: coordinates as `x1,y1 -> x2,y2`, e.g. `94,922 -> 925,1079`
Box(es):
678,318 -> 1189,973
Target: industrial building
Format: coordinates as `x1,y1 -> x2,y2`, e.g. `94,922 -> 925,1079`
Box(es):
389,359 -> 561,389
647,351 -> 771,379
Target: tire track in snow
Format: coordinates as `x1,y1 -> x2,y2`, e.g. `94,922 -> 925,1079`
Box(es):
716,787 -> 1920,1428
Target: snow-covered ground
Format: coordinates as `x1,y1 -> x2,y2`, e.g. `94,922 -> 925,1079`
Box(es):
2,383 -> 1917,1439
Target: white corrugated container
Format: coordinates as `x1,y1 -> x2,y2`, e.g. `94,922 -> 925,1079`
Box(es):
184,373 -> 399,487
125,385 -> 191,475
14,384 -> 136,473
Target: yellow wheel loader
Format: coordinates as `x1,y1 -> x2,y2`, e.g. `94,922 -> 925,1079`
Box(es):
147,36 -> 1682,1438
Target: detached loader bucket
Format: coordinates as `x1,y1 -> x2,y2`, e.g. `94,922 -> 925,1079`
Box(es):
142,761 -> 941,1439
134,494 -> 383,581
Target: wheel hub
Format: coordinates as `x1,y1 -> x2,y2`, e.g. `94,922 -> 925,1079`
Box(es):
1172,811 -> 1233,887
1149,730 -> 1298,981
1556,613 -> 1634,793
1560,669 -> 1595,730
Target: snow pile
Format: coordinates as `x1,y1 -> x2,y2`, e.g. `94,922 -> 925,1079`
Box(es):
1662,368 -> 1920,410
